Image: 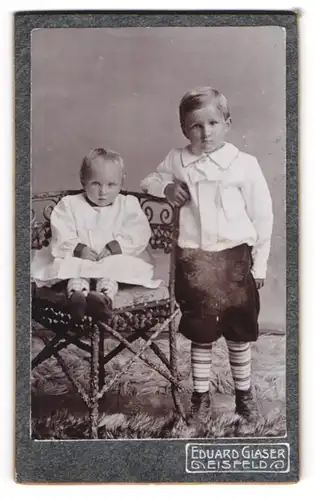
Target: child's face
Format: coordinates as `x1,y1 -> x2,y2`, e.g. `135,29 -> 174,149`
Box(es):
83,158 -> 123,207
183,103 -> 231,154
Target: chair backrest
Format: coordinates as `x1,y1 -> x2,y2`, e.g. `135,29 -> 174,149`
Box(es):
32,190 -> 178,295
32,189 -> 176,253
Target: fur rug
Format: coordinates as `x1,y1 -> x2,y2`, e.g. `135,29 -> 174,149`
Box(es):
32,330 -> 286,439
32,408 -> 286,440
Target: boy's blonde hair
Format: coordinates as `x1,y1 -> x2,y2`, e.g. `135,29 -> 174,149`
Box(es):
179,86 -> 230,136
80,148 -> 124,185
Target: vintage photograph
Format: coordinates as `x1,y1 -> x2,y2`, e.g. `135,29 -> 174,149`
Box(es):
30,26 -> 286,441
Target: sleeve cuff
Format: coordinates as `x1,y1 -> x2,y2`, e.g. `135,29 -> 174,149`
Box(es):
251,266 -> 266,280
73,243 -> 87,257
140,179 -> 172,198
106,240 -> 122,255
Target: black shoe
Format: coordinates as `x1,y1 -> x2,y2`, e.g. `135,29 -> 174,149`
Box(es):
68,291 -> 87,323
189,391 -> 211,424
86,291 -> 113,321
235,388 -> 259,421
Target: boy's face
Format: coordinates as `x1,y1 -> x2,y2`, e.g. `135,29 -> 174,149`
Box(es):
83,158 -> 123,207
183,103 -> 231,154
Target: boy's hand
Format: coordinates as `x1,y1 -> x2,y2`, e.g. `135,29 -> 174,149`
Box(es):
164,180 -> 191,207
97,247 -> 112,261
255,279 -> 264,290
80,246 -> 98,261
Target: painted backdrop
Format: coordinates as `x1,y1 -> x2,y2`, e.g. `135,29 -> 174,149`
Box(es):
31,27 -> 286,330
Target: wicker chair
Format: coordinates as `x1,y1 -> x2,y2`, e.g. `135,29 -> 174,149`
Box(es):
31,189 -> 186,438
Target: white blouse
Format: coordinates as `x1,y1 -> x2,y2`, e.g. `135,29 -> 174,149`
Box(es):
141,142 -> 274,279
50,193 -> 151,257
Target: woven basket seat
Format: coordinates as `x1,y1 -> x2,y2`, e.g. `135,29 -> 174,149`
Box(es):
32,251 -> 171,336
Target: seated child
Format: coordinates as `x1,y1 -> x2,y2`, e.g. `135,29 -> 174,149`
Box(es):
37,147 -> 152,322
141,86 -> 273,422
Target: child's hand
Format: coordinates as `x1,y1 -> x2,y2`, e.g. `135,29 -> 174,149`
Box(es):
97,247 -> 112,261
164,180 -> 191,207
80,246 -> 98,261
255,279 -> 264,290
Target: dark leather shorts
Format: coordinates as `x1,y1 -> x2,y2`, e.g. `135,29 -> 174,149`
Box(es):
175,244 -> 260,344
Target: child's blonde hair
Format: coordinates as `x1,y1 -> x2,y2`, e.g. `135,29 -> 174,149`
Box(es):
179,86 -> 230,136
80,148 -> 124,185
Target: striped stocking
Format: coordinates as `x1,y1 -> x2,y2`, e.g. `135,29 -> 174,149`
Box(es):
191,342 -> 213,393
226,340 -> 251,391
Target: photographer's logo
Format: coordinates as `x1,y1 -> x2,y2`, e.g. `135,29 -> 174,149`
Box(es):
186,443 -> 289,473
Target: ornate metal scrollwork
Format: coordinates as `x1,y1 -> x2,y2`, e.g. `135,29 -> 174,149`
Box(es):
139,195 -> 174,225
32,193 -> 64,249
43,202 -> 57,221
138,194 -> 174,253
32,190 -> 175,253
142,203 -> 154,223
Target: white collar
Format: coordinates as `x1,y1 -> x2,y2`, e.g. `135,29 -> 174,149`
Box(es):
180,142 -> 239,170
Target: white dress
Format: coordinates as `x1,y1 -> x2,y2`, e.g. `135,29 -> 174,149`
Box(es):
32,193 -> 161,289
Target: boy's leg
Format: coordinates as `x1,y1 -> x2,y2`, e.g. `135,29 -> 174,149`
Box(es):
226,340 -> 258,420
190,341 -> 213,422
86,278 -> 118,320
67,278 -> 90,322
226,340 -> 251,391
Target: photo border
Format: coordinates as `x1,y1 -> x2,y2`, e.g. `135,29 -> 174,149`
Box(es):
15,10 -> 298,483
